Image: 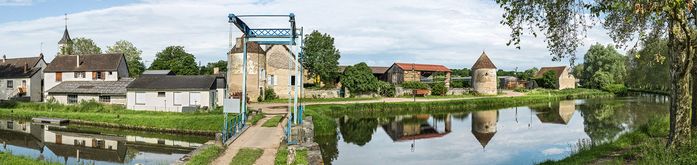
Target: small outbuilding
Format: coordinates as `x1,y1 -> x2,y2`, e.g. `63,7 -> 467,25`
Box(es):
534,66 -> 576,90
126,75 -> 218,112
45,78 -> 133,105
385,63 -> 451,87
471,52 -> 497,95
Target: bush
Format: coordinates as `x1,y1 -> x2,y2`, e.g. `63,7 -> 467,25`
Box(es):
401,81 -> 428,89
378,81 -> 395,97
513,87 -> 528,92
535,70 -> 558,89
0,100 -> 18,108
601,84 -> 628,96
341,63 -> 380,95
265,88 -> 278,100
643,116 -> 669,138
431,82 -> 448,96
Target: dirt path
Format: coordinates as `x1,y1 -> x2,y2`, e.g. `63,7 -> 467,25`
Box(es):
212,116 -> 287,165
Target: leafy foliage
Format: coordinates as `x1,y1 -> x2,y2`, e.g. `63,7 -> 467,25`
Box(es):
401,81 -> 428,90
107,40 -> 145,77
601,84 -> 628,96
150,46 -> 199,75
339,117 -> 378,146
535,70 -> 557,89
519,68 -> 539,80
341,62 -> 380,95
264,88 -> 278,101
451,68 -> 471,77
302,30 -> 341,85
200,60 -> 227,75
430,82 -> 448,96
590,71 -> 613,89
625,39 -> 669,91
378,81 -> 396,97
71,37 -> 102,55
581,44 -> 626,88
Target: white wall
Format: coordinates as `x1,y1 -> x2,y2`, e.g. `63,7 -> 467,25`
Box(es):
0,78 -> 31,100
126,90 -> 213,112
46,93 -> 126,105
44,71 -> 121,99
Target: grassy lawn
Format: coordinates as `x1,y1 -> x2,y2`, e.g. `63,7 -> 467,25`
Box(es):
0,152 -> 59,165
250,113 -> 265,125
263,97 -> 378,103
0,101 -> 228,132
186,145 -> 224,165
230,148 -> 264,165
262,116 -> 283,127
292,149 -> 308,165
274,144 -> 289,165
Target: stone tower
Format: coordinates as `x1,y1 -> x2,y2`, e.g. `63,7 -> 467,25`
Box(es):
58,14 -> 72,55
471,110 -> 498,149
471,51 -> 497,95
227,36 -> 267,101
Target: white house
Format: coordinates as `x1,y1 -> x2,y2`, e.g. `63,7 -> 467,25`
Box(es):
126,75 -> 218,112
0,54 -> 47,102
44,53 -> 130,104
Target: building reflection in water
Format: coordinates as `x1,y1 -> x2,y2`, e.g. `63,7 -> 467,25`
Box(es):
532,100 -> 576,125
382,114 -> 452,142
0,119 -> 202,164
471,110 -> 498,149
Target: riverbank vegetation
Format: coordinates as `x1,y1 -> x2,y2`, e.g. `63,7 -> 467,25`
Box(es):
186,145 -> 224,165
0,152 -> 59,165
0,100 -> 226,133
262,116 -> 283,127
230,148 -> 264,165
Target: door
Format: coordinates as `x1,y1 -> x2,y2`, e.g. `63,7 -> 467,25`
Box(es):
55,72 -> 62,81
190,92 -> 201,105
56,134 -> 62,144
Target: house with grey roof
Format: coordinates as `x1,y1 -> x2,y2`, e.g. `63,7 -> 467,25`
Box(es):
44,53 -> 130,104
0,54 -> 47,101
126,75 -> 218,112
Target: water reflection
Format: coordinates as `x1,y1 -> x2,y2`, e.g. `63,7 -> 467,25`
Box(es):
0,120 -> 207,165
322,96 -> 668,165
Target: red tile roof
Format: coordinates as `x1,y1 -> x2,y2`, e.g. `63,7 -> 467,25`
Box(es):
472,51 -> 497,69
393,63 -> 451,72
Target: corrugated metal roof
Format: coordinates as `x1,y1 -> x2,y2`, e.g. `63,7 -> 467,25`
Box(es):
46,78 -> 133,94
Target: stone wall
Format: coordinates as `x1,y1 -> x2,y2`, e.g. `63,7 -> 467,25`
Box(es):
557,70 -> 576,89
447,88 -> 472,95
472,69 -> 497,95
304,89 -> 341,98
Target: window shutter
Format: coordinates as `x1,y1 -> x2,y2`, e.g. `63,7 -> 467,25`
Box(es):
56,72 -> 62,81
92,72 -> 97,80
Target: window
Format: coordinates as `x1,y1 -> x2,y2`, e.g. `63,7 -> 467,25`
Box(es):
109,71 -> 113,75
158,92 -> 166,97
21,80 -> 26,88
269,75 -> 276,86
6,80 -> 12,89
96,72 -> 104,80
99,96 -> 110,103
67,95 -> 78,104
7,121 -> 13,130
290,76 -> 296,86
56,72 -> 62,81
74,72 -> 86,78
173,92 -> 188,106
135,92 -> 146,105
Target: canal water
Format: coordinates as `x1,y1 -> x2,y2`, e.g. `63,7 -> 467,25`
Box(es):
0,119 -> 212,165
318,94 -> 669,165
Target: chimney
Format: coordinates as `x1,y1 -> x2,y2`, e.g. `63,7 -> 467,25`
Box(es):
213,67 -> 220,74
23,62 -> 28,73
76,55 -> 80,67
2,54 -> 5,63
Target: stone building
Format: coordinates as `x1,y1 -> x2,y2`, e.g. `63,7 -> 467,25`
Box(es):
534,66 -> 576,90
227,36 -> 266,101
0,54 -> 47,101
471,52 -> 497,95
44,53 -> 130,105
385,63 -> 451,87
471,110 -> 498,149
265,45 -> 297,98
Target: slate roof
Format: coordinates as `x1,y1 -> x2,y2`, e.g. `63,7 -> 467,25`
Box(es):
534,66 -> 568,78
45,54 -> 125,72
58,28 -> 72,44
393,63 -> 451,72
472,52 -> 497,69
46,78 -> 133,95
337,66 -> 390,74
0,56 -> 43,78
127,75 -> 216,91
229,36 -> 265,54
142,70 -> 175,76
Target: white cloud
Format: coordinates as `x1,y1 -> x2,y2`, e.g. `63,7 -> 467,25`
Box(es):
0,0 -> 616,70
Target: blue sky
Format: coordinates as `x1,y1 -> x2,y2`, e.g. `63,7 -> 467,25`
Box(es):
0,0 -> 616,70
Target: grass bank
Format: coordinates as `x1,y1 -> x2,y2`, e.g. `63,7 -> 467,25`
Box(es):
186,145 -> 224,165
0,101 -> 229,135
305,88 -> 613,136
263,97 -> 377,103
0,152 -> 59,165
538,116 -> 697,164
230,148 -> 264,165
262,116 -> 283,127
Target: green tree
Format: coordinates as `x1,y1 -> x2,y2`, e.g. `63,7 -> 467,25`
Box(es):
431,82 -> 448,96
302,30 -> 341,86
200,60 -> 228,75
451,68 -> 471,77
339,117 -> 378,146
535,70 -> 558,89
519,68 -> 539,80
341,62 -> 379,95
495,0 -> 694,147
581,44 -> 627,88
107,40 -> 145,77
150,46 -> 199,75
625,39 -> 669,91
71,37 -> 102,55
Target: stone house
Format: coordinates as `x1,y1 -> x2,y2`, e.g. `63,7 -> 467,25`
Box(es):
44,53 -> 130,104
385,63 -> 452,87
126,75 -> 218,112
534,66 -> 576,89
265,45 -> 298,98
228,37 -> 266,102
0,54 -> 47,101
472,52 -> 497,95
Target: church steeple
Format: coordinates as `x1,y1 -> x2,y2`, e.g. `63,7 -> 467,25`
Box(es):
58,13 -> 72,55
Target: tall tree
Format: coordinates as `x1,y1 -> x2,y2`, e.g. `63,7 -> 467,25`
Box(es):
302,30 -> 341,86
71,37 -> 102,55
582,43 -> 627,88
341,62 -> 380,95
495,0 -> 695,147
200,60 -> 228,75
107,40 -> 145,77
150,46 -> 199,75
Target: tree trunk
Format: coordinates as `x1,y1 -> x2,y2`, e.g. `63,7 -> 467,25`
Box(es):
692,63 -> 697,128
667,11 -> 693,148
